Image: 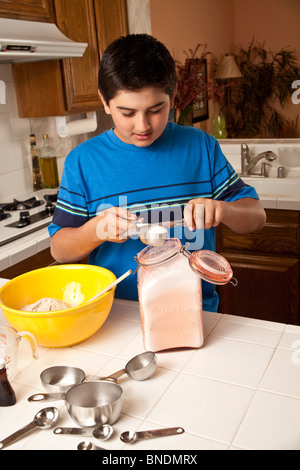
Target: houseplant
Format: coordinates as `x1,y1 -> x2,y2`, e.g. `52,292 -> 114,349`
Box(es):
174,44 -> 210,125
174,44 -> 228,127
219,39 -> 300,138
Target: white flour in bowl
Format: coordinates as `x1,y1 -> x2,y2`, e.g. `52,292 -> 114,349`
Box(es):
21,297 -> 71,312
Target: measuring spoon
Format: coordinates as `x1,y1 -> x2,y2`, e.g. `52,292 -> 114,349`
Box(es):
54,424 -> 113,440
101,351 -> 158,382
120,426 -> 184,444
138,224 -> 169,246
0,407 -> 59,450
131,219 -> 187,247
77,441 -> 106,450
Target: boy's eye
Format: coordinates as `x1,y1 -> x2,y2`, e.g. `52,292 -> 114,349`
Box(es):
149,108 -> 162,114
121,106 -> 163,117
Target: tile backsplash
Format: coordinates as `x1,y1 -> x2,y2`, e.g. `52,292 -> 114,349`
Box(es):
0,64 -> 32,200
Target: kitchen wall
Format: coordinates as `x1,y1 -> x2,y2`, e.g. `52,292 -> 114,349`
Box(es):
0,0 -> 151,202
150,0 -> 300,64
150,0 -> 234,66
150,0 -> 300,131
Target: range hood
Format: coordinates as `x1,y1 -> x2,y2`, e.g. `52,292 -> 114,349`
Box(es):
0,18 -> 87,64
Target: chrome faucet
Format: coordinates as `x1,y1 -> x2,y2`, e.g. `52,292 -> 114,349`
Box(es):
240,144 -> 277,176
241,143 -> 250,175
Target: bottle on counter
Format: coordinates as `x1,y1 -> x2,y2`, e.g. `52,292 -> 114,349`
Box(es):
38,134 -> 59,188
0,359 -> 16,406
29,134 -> 44,191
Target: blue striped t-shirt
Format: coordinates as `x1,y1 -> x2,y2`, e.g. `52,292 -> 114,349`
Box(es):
48,122 -> 258,310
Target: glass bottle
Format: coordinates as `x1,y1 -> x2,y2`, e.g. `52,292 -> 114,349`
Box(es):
211,104 -> 227,139
29,134 -> 44,191
39,134 -> 59,188
0,359 -> 16,406
136,239 -> 235,352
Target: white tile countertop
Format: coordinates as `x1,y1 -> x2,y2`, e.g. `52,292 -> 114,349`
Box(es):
0,227 -> 50,272
0,278 -> 300,451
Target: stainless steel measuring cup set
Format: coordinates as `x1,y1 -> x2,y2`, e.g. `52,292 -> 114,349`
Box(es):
26,352 -> 158,427
28,350 -> 158,398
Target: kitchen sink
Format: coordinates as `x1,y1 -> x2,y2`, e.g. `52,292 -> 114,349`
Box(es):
240,177 -> 300,196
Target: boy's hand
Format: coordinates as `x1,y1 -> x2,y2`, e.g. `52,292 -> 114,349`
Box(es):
184,198 -> 226,231
95,207 -> 137,243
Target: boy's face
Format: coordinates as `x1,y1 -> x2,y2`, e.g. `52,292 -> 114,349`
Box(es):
99,87 -> 175,147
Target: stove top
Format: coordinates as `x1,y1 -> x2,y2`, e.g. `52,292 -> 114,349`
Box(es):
0,192 -> 58,247
0,197 -> 44,212
0,208 -> 11,222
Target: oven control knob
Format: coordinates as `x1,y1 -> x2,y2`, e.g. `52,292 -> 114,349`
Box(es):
45,201 -> 55,215
18,211 -> 31,227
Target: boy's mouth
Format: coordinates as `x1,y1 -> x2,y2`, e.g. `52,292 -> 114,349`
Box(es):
135,132 -> 152,141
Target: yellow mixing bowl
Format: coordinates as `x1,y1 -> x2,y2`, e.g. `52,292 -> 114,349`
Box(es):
0,264 -> 116,348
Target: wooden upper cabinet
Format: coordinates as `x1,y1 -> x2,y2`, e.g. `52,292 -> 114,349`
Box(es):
0,0 -> 55,22
94,0 -> 128,56
10,0 -> 128,117
54,0 -> 101,112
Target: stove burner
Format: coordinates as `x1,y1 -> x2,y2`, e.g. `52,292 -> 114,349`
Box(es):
0,207 -> 11,222
17,211 -> 31,227
0,197 -> 44,211
0,193 -> 58,247
44,193 -> 58,203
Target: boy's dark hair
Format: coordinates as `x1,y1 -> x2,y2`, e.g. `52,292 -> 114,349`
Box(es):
98,34 -> 177,104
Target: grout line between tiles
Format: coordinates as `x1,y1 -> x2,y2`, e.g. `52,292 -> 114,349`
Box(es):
229,325 -> 292,449
130,367 -> 255,448
228,388 -> 257,449
179,369 -> 257,392
138,369 -> 183,424
208,332 -> 281,348
229,385 -> 300,450
255,325 -> 286,389
134,416 -> 232,449
219,315 -> 286,332
203,313 -> 224,338
257,387 -> 300,401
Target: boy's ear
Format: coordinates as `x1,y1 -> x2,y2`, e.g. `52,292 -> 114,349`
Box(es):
98,90 -> 111,114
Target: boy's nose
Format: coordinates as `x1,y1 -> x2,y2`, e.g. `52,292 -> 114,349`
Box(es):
136,113 -> 150,132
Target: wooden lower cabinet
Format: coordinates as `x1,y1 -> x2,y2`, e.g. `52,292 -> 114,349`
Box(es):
0,248 -> 89,279
217,253 -> 299,325
0,248 -> 55,279
216,209 -> 300,325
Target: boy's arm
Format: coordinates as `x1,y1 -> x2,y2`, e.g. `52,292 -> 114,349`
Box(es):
50,207 -> 137,263
184,197 -> 266,234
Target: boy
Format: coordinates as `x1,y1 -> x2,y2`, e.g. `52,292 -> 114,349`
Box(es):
49,34 -> 266,311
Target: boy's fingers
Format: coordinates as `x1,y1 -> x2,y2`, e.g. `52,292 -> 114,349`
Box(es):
115,207 -> 137,220
183,203 -> 195,231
